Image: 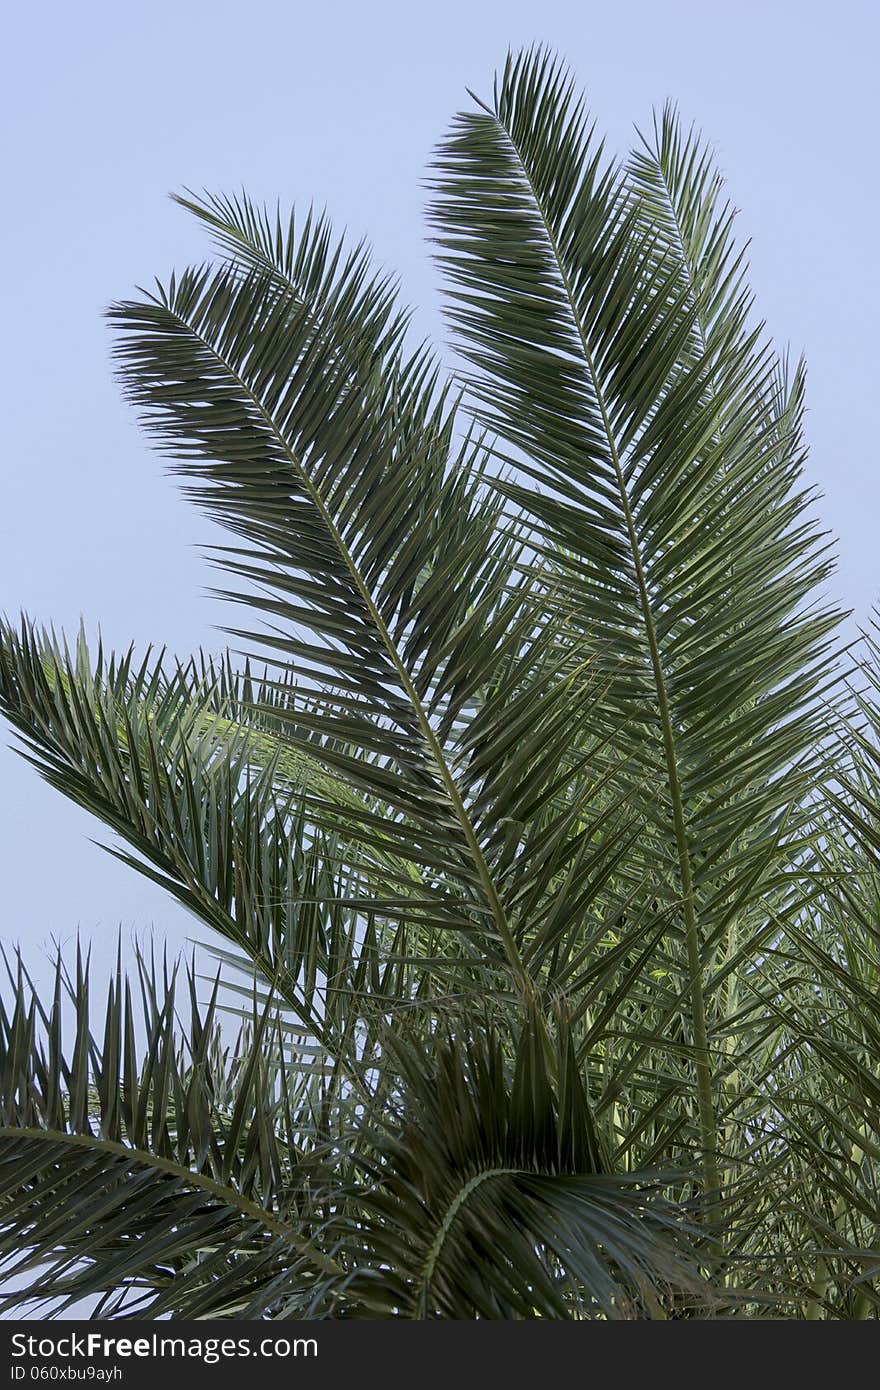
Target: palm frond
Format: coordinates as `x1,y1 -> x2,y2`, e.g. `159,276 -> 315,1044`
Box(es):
0,947 -> 338,1319
327,1012 -> 711,1318
429,45 -> 844,1199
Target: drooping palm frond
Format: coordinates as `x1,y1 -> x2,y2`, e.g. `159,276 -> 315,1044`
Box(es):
0,947 -> 341,1319
105,209 -> 599,1007
0,190 -> 667,1019
0,621 -> 378,1045
335,1010 -> 711,1319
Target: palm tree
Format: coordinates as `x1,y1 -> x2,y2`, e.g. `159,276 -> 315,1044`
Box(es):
0,47 -> 877,1318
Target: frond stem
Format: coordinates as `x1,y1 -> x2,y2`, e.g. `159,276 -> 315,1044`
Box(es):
154,304 -> 550,1058
1,1125 -> 343,1279
490,112 -> 720,1212
415,1165 -> 517,1317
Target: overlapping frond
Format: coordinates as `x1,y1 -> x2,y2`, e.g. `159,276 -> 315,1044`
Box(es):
0,621 -> 378,1040
0,948 -> 711,1319
0,46 -> 866,1317
318,1013 -> 710,1319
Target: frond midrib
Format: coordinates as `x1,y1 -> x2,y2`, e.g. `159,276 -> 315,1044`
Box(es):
151,293 -> 543,1021
0,1123 -> 342,1277
481,107 -> 719,1203
416,1164 -> 518,1317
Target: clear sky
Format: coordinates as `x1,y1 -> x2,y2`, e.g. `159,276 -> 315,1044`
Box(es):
1,0 -> 877,986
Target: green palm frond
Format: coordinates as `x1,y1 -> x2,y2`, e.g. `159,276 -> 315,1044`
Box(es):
106,220 -> 544,996
428,45 -> 844,1200
302,1012 -> 709,1319
83,192 -> 662,1021
0,948 -> 339,1319
0,621 -> 374,1043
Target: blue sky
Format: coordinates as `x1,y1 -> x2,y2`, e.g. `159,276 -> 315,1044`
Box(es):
1,0 -> 877,983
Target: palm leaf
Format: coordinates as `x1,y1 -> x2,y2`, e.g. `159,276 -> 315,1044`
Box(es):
428,45 -> 844,1201
0,948 -> 339,1318
327,1011 -> 710,1318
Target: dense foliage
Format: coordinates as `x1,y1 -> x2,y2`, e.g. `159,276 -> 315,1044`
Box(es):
2,49 -> 879,1318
